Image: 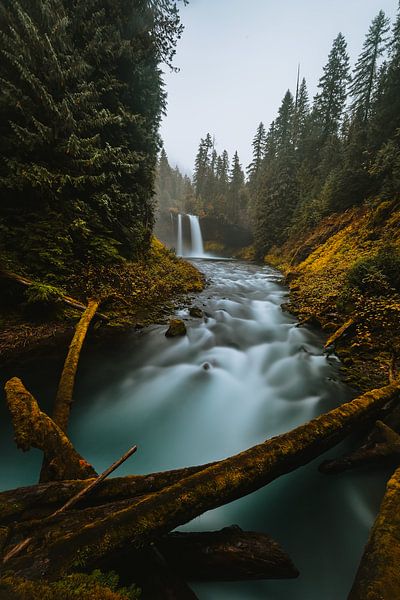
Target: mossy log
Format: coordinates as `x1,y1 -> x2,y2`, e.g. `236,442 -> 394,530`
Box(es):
157,525 -> 299,581
0,464 -> 215,525
320,410 -> 400,475
4,377 -> 96,482
4,380 -> 399,581
324,318 -> 356,349
0,268 -> 108,322
348,464 -> 400,599
52,299 -> 100,434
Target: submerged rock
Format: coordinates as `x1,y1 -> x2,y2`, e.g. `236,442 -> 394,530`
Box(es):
189,306 -> 204,318
165,319 -> 187,337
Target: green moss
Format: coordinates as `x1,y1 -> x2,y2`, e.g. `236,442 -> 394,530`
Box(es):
0,571 -> 140,600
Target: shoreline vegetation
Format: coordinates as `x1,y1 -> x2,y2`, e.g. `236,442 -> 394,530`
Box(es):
0,239 -> 204,369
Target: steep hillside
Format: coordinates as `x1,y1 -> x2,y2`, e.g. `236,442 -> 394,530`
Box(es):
267,199 -> 400,390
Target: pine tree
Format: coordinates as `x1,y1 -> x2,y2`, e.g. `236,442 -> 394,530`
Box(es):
229,151 -> 245,222
314,33 -> 350,137
293,78 -> 310,149
350,10 -> 390,122
372,2 -> 400,142
247,122 -> 266,182
275,91 -> 295,150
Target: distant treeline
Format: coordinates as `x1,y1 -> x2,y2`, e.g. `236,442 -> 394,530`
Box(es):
0,0 -> 184,277
156,4 -> 400,254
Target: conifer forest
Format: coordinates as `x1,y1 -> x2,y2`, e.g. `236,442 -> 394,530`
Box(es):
0,1 -> 400,599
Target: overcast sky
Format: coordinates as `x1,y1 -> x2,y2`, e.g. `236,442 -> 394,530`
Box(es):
160,0 -> 398,174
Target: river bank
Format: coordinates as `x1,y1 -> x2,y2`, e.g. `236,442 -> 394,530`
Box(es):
0,239 -> 204,369
265,199 -> 400,392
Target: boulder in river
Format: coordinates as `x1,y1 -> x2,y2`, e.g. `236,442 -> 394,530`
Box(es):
189,306 -> 204,318
165,319 -> 187,337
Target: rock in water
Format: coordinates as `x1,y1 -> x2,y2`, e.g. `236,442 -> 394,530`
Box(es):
165,319 -> 187,337
189,306 -> 204,318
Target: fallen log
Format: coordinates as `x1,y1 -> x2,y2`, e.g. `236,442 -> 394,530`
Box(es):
51,299 -> 100,434
158,525 -> 299,581
4,377 -> 96,482
348,464 -> 400,599
0,464 -> 215,525
0,268 -> 109,322
4,379 -> 399,580
324,318 -> 356,349
320,415 -> 400,475
102,526 -> 298,586
3,445 -> 138,564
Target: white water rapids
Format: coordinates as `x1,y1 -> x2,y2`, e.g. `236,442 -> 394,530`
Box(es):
0,259 -> 389,599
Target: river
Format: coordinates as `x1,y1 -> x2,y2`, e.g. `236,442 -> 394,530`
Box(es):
0,259 -> 389,599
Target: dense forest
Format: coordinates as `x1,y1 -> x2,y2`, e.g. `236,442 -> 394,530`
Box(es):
0,0 -> 183,275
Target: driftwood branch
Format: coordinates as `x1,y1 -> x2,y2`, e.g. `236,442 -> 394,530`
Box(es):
4,380 -> 398,580
4,377 -> 96,482
348,464 -> 400,599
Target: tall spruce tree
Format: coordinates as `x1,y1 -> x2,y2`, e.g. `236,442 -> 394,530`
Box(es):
350,10 -> 390,122
229,151 -> 245,222
247,122 -> 266,182
314,33 -> 350,137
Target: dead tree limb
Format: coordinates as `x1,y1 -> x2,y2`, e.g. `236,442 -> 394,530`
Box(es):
348,464 -> 400,599
4,380 -> 399,581
52,299 -> 100,433
0,268 -> 108,322
324,318 -> 356,349
4,377 -> 96,483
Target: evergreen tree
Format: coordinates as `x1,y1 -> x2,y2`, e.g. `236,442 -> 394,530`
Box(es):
314,33 -> 350,137
229,151 -> 245,222
372,2 -> 400,143
293,78 -> 310,149
275,91 -> 295,150
350,10 -> 390,122
247,122 -> 266,182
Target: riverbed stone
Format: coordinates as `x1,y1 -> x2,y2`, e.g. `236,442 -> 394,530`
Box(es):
189,306 -> 203,318
165,319 -> 187,337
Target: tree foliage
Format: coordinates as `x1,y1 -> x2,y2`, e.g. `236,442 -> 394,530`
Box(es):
0,0 -> 185,277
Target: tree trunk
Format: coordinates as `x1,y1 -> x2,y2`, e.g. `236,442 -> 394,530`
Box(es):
4,377 -> 96,482
51,299 -> 100,434
348,464 -> 400,599
4,380 -> 398,581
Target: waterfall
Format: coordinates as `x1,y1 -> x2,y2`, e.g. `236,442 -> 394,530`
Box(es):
176,213 -> 183,256
187,214 -> 205,257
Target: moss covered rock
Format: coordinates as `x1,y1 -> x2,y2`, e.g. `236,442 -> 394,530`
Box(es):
165,319 -> 187,337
